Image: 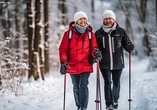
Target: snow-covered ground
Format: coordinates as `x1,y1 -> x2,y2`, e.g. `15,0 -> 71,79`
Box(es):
0,56 -> 157,110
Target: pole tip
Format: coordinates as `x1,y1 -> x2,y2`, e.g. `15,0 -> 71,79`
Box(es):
128,99 -> 132,102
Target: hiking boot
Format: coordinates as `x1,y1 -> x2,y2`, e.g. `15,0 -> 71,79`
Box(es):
77,107 -> 80,110
80,108 -> 86,110
106,105 -> 114,110
113,101 -> 118,109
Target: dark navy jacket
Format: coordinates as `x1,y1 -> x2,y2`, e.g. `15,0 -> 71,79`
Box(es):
95,24 -> 134,70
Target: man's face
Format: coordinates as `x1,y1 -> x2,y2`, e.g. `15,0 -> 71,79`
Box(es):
103,18 -> 115,27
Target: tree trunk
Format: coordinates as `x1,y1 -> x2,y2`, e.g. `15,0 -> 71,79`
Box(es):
118,0 -> 134,41
32,0 -> 42,80
156,0 -> 157,30
91,0 -> 95,27
15,0 -> 20,50
134,0 -> 151,56
32,53 -> 40,80
58,0 -> 67,25
91,0 -> 95,19
27,0 -> 34,79
44,0 -> 50,74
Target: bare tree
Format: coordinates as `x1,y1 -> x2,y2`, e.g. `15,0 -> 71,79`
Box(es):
31,0 -> 42,80
58,0 -> 67,25
27,0 -> 50,80
118,0 -> 134,41
91,0 -> 95,19
156,0 -> 157,30
148,0 -> 157,71
0,1 -> 28,95
15,0 -> 20,50
27,0 -> 34,79
44,0 -> 50,74
134,0 -> 151,56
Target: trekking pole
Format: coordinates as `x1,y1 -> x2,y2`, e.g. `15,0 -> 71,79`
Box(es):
63,74 -> 66,110
128,53 -> 132,110
95,60 -> 102,110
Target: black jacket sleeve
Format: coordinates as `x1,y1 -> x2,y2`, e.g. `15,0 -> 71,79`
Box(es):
121,28 -> 134,53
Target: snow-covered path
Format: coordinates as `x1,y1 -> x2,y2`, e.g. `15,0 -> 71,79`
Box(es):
0,56 -> 157,110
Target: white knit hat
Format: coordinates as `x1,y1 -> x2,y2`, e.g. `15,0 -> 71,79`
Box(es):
74,11 -> 88,22
102,10 -> 116,21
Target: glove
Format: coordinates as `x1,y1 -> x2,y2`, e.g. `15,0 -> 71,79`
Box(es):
88,55 -> 97,65
94,48 -> 102,60
60,62 -> 68,75
127,42 -> 134,53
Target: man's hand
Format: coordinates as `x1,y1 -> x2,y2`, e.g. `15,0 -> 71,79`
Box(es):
94,48 -> 102,60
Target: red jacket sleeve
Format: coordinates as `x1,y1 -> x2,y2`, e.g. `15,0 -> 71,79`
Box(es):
59,31 -> 69,63
91,32 -> 98,57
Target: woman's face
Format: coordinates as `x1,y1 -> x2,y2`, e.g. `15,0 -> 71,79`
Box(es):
76,17 -> 87,27
103,18 -> 114,27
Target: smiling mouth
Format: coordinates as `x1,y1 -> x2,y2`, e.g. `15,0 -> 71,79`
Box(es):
106,23 -> 112,26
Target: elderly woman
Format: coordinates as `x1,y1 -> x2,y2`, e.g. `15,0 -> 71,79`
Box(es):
59,11 -> 101,110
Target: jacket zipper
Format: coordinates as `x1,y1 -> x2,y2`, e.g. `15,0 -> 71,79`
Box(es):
82,39 -> 84,49
108,34 -> 113,70
103,37 -> 105,48
121,55 -> 123,64
112,37 -> 115,53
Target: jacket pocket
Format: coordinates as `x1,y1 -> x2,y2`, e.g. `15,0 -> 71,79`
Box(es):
114,36 -> 122,48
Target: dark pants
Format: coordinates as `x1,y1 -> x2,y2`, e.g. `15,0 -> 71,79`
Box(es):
70,72 -> 90,109
100,69 -> 122,106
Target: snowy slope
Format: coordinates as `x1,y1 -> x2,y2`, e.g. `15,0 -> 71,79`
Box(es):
0,56 -> 157,110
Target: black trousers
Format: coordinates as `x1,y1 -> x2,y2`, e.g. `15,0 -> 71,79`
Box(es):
100,69 -> 122,106
70,72 -> 90,109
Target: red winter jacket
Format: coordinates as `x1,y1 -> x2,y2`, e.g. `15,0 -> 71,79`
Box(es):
59,21 -> 98,74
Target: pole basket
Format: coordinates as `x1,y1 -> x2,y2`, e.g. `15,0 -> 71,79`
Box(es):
128,99 -> 132,102
95,100 -> 101,103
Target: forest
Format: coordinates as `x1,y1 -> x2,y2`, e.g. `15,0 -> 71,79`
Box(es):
0,0 -> 157,94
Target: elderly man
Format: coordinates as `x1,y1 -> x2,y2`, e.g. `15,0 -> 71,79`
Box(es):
95,10 -> 134,110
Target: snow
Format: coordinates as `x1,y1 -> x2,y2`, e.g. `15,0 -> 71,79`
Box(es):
0,56 -> 157,110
